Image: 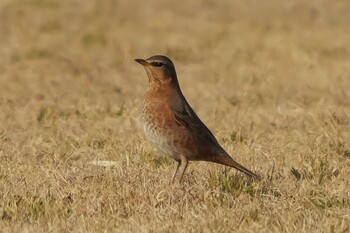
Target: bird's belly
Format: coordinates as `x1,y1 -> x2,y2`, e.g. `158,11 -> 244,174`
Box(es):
140,99 -> 200,160
142,120 -> 182,160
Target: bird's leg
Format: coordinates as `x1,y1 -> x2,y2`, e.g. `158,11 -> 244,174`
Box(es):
171,160 -> 181,184
178,155 -> 188,184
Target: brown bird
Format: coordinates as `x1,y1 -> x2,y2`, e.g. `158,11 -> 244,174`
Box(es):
135,55 -> 260,183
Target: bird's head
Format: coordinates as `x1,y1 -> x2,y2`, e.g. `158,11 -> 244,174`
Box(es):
135,55 -> 179,89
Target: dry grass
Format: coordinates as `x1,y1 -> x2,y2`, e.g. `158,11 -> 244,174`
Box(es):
1,0 -> 350,232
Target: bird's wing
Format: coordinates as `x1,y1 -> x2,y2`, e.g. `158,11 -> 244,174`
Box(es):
171,96 -> 224,152
171,94 -> 260,180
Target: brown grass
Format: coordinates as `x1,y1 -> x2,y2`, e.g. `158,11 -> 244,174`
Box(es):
1,0 -> 350,232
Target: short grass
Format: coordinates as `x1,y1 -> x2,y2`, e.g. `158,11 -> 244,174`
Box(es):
0,0 -> 350,232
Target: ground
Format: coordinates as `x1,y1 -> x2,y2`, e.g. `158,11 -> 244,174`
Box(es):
0,0 -> 350,232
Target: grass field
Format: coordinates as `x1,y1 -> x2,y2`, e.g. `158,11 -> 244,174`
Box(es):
1,0 -> 350,232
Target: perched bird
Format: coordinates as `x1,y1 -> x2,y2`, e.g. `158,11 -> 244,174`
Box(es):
135,55 -> 260,183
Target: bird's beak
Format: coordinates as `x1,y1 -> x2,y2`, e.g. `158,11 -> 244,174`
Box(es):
135,58 -> 149,66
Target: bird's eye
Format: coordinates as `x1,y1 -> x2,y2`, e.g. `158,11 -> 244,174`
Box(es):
151,61 -> 164,67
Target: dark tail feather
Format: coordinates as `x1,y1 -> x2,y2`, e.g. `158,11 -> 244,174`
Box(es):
211,155 -> 261,180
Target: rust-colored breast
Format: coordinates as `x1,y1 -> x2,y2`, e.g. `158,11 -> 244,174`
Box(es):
140,93 -> 199,161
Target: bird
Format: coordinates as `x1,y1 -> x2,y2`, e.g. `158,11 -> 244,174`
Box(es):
135,55 -> 260,183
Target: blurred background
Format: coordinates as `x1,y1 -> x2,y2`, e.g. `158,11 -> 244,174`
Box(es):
1,0 -> 349,111
1,0 -> 349,152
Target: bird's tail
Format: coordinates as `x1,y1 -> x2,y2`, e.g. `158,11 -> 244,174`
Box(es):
211,155 -> 261,180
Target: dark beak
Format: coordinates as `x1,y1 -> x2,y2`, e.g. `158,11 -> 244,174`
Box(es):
135,58 -> 148,66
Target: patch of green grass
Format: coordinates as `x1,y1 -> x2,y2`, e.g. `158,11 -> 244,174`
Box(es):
332,141 -> 350,158
82,33 -> 107,47
291,158 -> 340,184
37,106 -> 49,122
140,152 -> 172,168
19,0 -> 61,8
26,49 -> 52,59
40,21 -> 61,33
87,139 -> 107,149
2,194 -> 72,221
307,190 -> 350,210
115,105 -> 124,117
207,171 -> 281,198
0,129 -> 6,141
230,131 -> 244,143
152,157 -> 172,168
